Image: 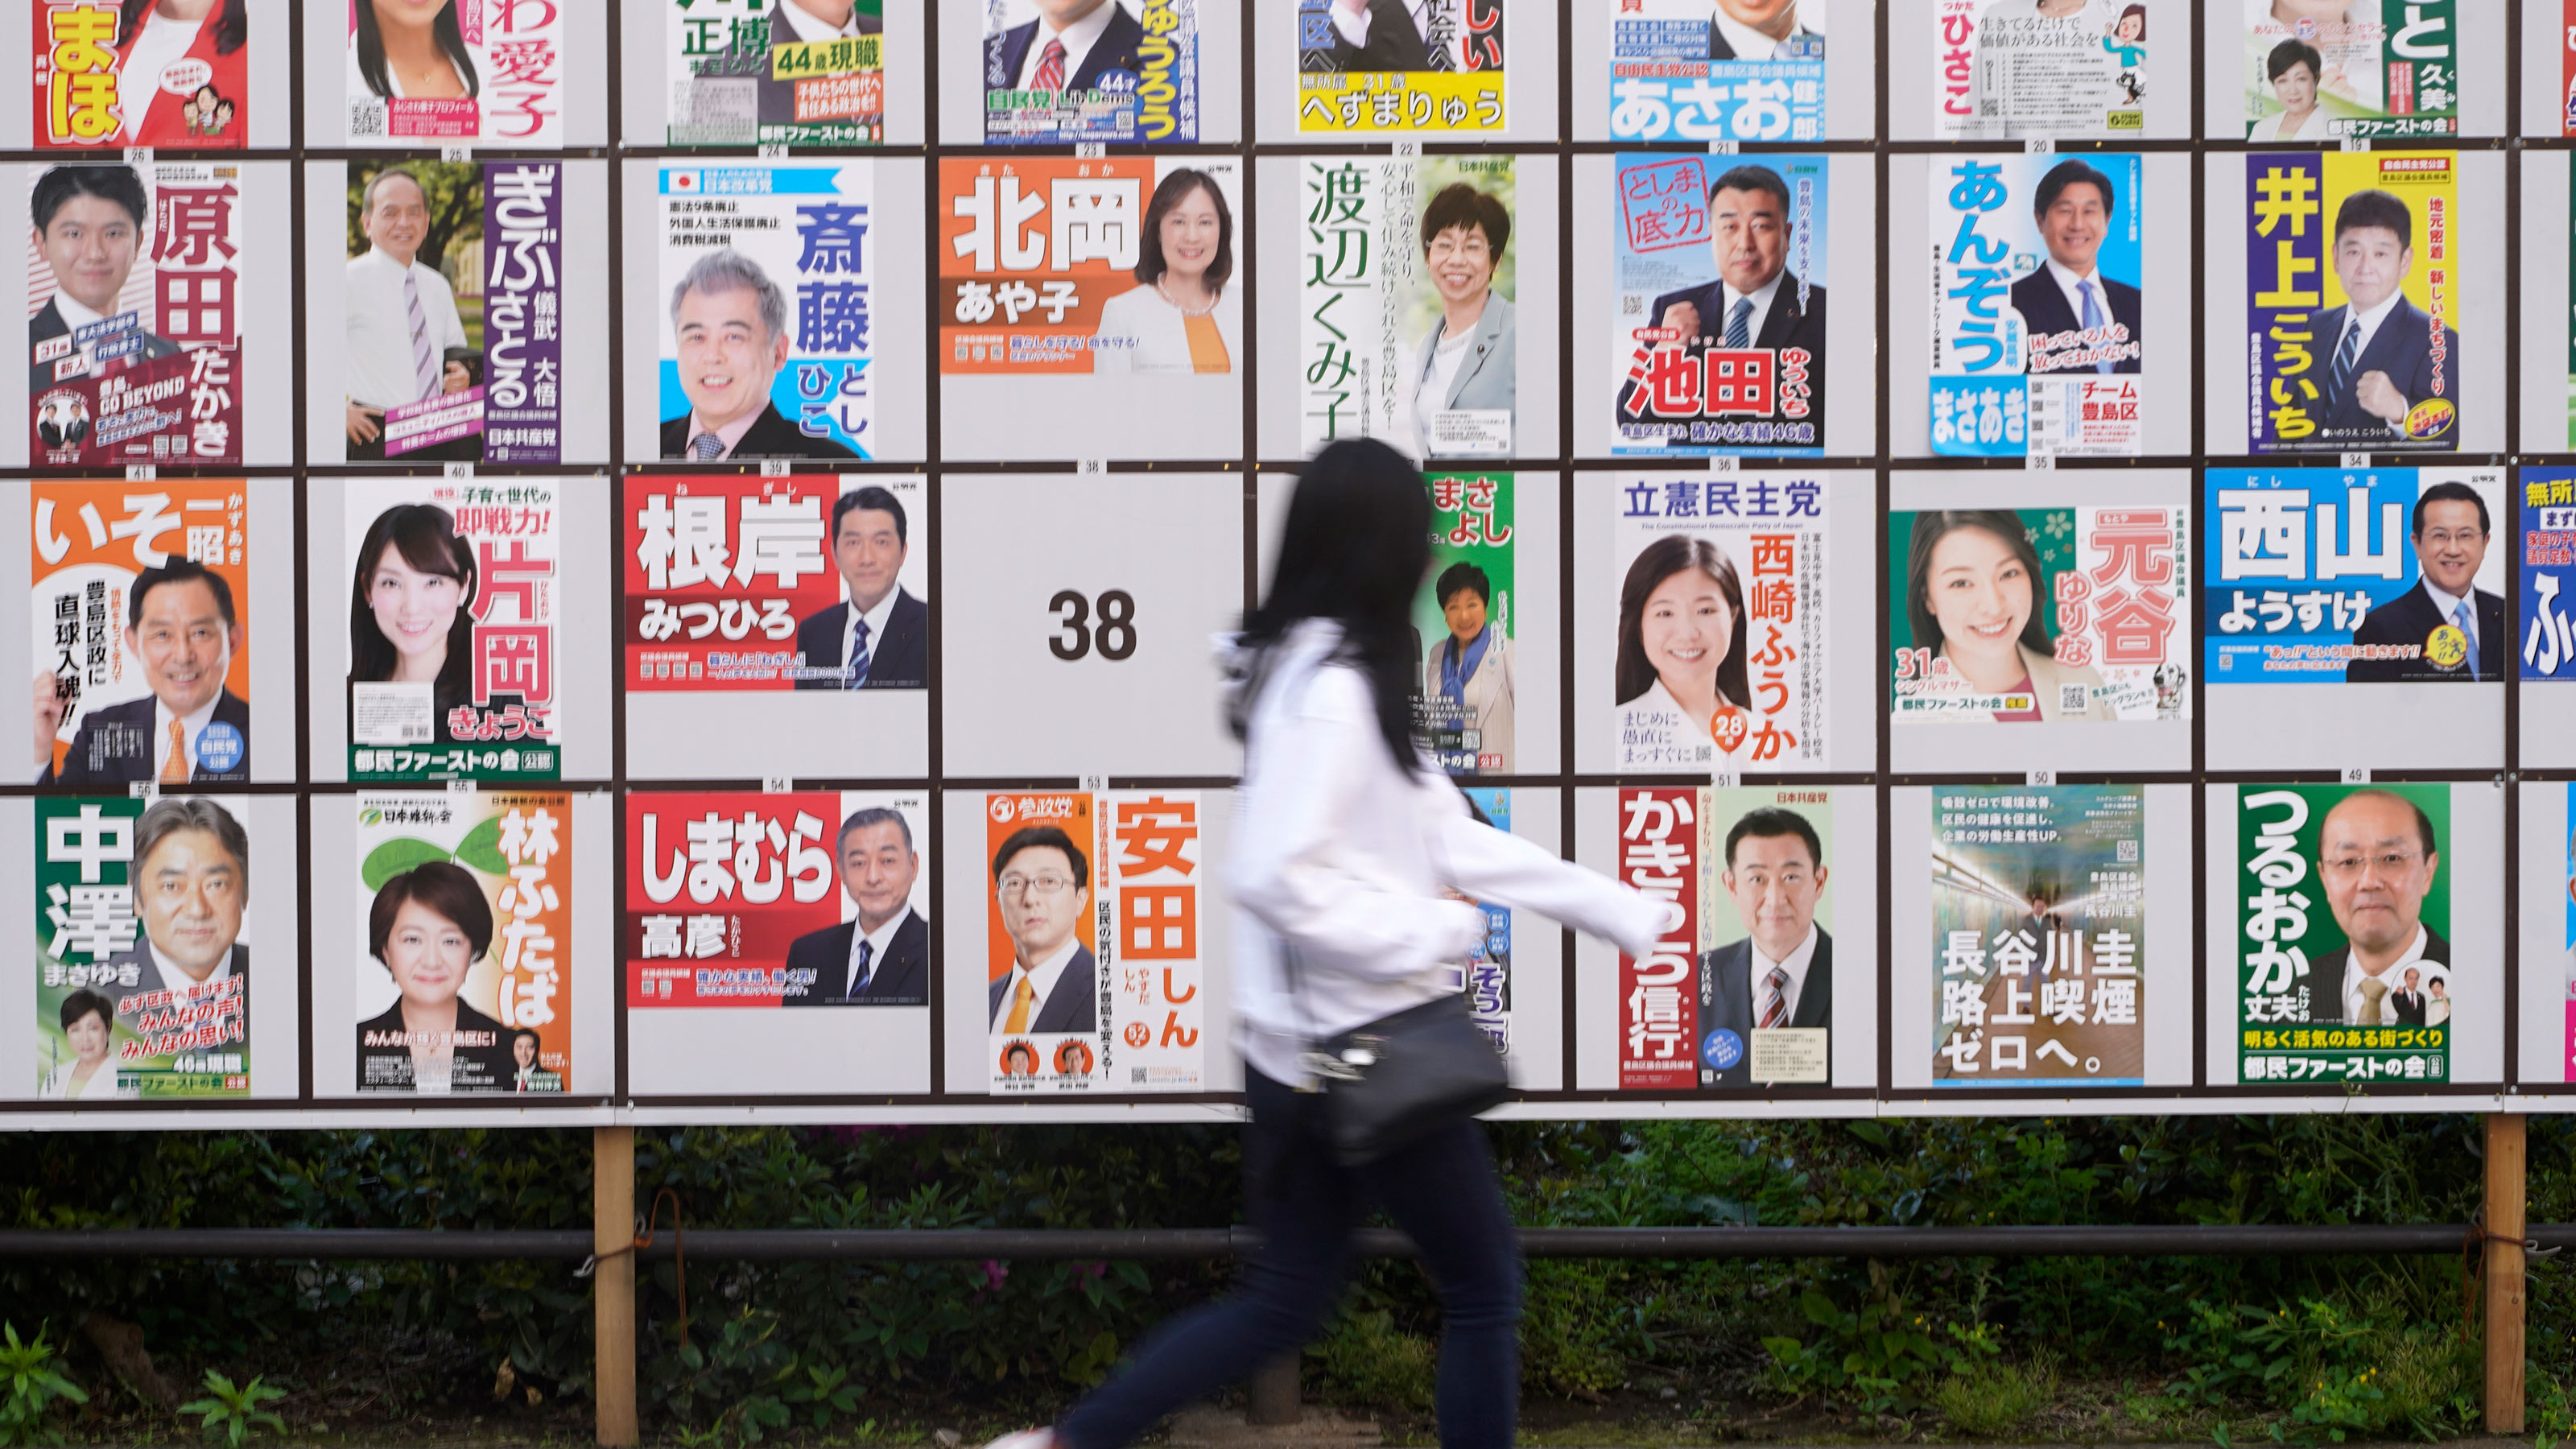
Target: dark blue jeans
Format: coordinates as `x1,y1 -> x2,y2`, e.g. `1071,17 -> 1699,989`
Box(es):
1055,1068 -> 1523,1449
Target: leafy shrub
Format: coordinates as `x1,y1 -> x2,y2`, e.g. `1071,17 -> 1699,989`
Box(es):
0,1324 -> 88,1448
1307,1311 -> 1433,1413
1930,1351 -> 2054,1437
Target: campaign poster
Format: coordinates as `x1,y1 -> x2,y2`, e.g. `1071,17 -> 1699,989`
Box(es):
2244,0 -> 2454,141
2206,466 -> 2504,684
657,164 -> 871,462
1696,785 -> 1835,1088
983,790 -> 1206,1095
2524,469 -> 2576,683
1890,505 -> 2188,724
2246,150 -> 2459,453
940,157 -> 1241,378
2564,784 -> 2575,1081
344,160 -> 563,464
1931,784 -> 2145,1087
1928,152 -> 2144,459
667,0 -> 885,147
983,0 -> 1198,144
33,0 -> 249,148
1613,473 -> 1828,769
1616,786 -> 1699,1090
1933,0 -> 2146,139
1300,154 -> 1517,459
36,795 -> 254,1100
1611,152 -> 1827,458
625,475 -> 928,691
354,791 -> 572,1095
345,0 -> 561,145
342,477 -> 562,784
33,479 -> 251,788
2566,2 -> 2576,136
29,161 -> 242,466
1415,473 -> 1513,775
626,791 -> 928,1007
2235,782 -> 2452,1086
1296,0 -> 1502,134
1448,786 -> 1511,1053
1607,0 -> 1825,143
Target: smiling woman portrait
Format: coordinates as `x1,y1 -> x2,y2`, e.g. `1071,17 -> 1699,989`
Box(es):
1614,535 -> 1749,751
357,860 -> 516,1093
1902,510 -> 2113,723
349,502 -> 479,738
1091,167 -> 1236,374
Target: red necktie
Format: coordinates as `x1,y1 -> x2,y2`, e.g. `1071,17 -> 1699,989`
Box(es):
1034,38 -> 1067,92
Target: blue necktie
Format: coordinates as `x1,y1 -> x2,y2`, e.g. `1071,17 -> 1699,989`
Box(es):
2078,280 -> 2112,375
2331,317 -> 2362,409
2453,600 -> 2478,681
1724,296 -> 1752,349
844,615 -> 871,690
848,939 -> 873,998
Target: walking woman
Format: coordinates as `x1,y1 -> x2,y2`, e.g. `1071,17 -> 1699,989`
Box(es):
988,440 -> 1664,1449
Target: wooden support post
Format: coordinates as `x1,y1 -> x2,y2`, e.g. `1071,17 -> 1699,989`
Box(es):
1247,1352 -> 1300,1426
595,1125 -> 638,1448
2485,1113 -> 2526,1435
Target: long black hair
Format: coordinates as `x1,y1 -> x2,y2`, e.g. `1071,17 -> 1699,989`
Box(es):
120,0 -> 248,55
350,503 -> 478,698
353,0 -> 482,100
1613,535 -> 1749,711
1236,439 -> 1431,768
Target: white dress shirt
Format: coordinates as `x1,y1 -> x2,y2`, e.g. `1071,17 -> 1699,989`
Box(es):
844,588 -> 902,685
345,33 -> 468,101
1717,272 -> 1786,349
777,0 -> 873,42
1748,923 -> 1821,1027
1014,2 -> 1119,88
150,939 -> 233,996
2416,578 -> 2479,657
1713,8 -> 1818,62
997,934 -> 1083,1028
846,905 -> 912,997
121,13 -> 204,140
47,289 -> 135,379
2330,290 -> 2406,431
153,695 -> 221,779
345,246 -> 469,411
2043,258 -> 2113,337
2340,924 -> 2432,1025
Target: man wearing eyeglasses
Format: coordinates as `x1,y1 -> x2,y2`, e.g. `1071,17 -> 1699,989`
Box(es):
2345,483 -> 2506,683
2309,790 -> 2448,1028
988,826 -> 1096,1036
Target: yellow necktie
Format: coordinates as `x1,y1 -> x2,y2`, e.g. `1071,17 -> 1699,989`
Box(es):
161,720 -> 190,784
1002,976 -> 1037,1034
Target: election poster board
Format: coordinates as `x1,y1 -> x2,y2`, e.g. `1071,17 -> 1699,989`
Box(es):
34,478 -> 253,787
1298,154 -> 1517,460
1927,152 -> 2145,459
1612,473 -> 1829,772
27,160 -> 243,467
32,0 -> 250,149
341,0 -> 564,146
2245,150 -> 2460,454
1889,505 -> 2188,726
1607,0 -> 1825,144
656,163 -> 872,462
1931,784 -> 2146,1088
2233,782 -> 2452,1089
667,0 -> 886,147
1416,473 -> 1515,776
1453,786 -> 1513,1055
2205,466 -> 2504,686
2243,0 -> 2456,141
625,791 -> 929,1008
625,475 -> 928,694
353,790 -> 572,1096
1296,0 -> 1502,134
1697,786 -> 1838,1088
35,795 -> 254,1100
1612,152 -> 1828,458
982,0 -> 1198,144
2527,469 -> 2576,686
341,476 -> 562,786
1933,0 -> 2146,140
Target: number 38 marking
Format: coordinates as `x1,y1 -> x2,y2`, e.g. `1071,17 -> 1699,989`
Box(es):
1050,589 -> 1136,662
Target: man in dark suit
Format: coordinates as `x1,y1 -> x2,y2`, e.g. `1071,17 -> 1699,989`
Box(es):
2388,968 -> 2427,1026
1707,0 -> 1823,61
783,807 -> 929,1005
36,561 -> 250,786
1616,163 -> 1827,445
2008,159 -> 2142,375
103,797 -> 251,1061
659,249 -> 860,461
988,825 -> 1097,1036
29,163 -> 180,396
795,486 -> 927,690
987,0 -> 1146,93
1311,0 -> 1430,72
1697,807 -> 1831,1088
2306,790 -> 2446,1027
2347,482 -> 2507,682
2310,188 -> 2460,446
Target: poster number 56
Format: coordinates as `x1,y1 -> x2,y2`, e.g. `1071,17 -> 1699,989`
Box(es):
1051,590 -> 1137,662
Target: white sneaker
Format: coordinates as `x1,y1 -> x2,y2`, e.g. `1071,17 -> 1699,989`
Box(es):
982,1430 -> 1056,1449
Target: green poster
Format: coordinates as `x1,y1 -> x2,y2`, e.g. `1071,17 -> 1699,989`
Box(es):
1414,472 -> 1515,775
